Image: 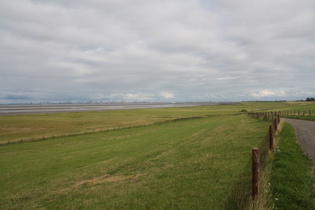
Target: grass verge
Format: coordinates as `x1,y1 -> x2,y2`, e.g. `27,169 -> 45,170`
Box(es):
269,123 -> 314,209
224,117 -> 275,210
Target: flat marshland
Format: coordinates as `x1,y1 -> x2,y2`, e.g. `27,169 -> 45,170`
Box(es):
0,102 -> 314,209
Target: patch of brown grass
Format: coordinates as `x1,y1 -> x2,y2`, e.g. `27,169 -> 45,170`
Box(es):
61,173 -> 146,192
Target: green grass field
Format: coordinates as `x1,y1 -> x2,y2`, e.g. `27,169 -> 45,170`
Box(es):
1,101 -> 313,144
0,101 -> 314,209
270,123 -> 314,209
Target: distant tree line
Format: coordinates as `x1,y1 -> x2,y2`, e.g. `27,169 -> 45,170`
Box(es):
306,97 -> 315,101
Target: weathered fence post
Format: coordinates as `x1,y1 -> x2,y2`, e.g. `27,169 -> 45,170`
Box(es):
252,148 -> 260,199
269,125 -> 274,150
274,118 -> 278,131
277,114 -> 280,125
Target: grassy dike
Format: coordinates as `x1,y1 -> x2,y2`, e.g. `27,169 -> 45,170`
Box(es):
1,101 -> 314,144
268,123 -> 314,209
0,114 -> 270,209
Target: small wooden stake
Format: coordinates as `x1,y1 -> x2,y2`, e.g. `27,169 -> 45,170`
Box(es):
269,125 -> 274,150
252,148 -> 260,199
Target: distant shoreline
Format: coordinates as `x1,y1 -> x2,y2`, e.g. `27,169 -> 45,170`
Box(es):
0,102 -> 229,115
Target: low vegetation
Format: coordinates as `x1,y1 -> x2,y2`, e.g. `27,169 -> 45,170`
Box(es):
269,123 -> 314,209
1,101 -> 314,144
0,101 -> 314,209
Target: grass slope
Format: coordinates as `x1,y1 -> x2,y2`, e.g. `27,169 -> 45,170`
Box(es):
2,101 -> 315,144
270,123 -> 314,209
0,115 -> 270,209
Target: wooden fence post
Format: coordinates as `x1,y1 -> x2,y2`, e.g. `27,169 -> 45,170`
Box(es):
252,148 -> 260,199
274,118 -> 278,131
269,125 -> 274,150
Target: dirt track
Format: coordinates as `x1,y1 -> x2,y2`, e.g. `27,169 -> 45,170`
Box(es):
285,118 -> 315,177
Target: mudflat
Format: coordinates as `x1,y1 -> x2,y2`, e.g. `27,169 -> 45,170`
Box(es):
0,102 -> 215,115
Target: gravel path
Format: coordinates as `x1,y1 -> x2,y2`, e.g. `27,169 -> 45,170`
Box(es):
284,118 -> 315,177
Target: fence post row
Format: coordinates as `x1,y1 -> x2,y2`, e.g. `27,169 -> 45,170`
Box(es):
274,118 -> 278,131
249,111 -> 283,199
269,125 -> 274,150
267,109 -> 313,116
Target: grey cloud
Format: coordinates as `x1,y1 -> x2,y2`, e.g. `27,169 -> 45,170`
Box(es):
0,0 -> 314,103
2,94 -> 33,100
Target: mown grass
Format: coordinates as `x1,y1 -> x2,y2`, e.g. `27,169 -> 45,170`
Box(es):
0,114 -> 271,209
1,101 -> 315,209
269,123 -> 314,209
224,116 -> 275,210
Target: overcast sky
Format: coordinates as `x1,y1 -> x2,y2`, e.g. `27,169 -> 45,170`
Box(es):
1,0 -> 314,103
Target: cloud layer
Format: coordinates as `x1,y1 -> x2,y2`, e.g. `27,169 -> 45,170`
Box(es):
1,0 -> 315,103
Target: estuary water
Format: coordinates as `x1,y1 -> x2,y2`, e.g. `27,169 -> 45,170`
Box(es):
0,103 -> 216,115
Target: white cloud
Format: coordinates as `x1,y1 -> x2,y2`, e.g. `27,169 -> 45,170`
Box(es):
160,92 -> 175,99
250,90 -> 287,98
126,93 -> 154,102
